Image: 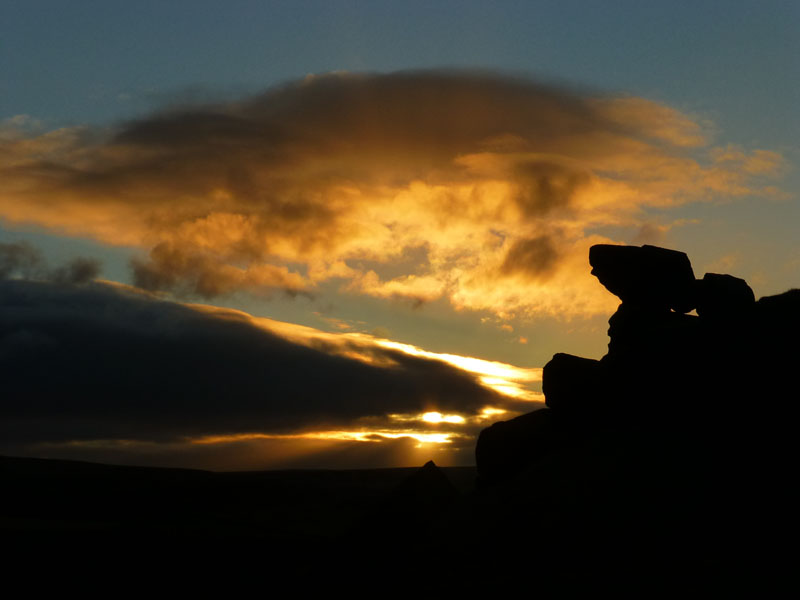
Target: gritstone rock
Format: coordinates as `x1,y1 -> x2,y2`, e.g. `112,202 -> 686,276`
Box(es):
476,244 -> 798,482
475,409 -> 567,486
589,244 -> 696,312
391,460 -> 457,506
542,353 -> 604,412
471,244 -> 798,573
695,272 -> 755,318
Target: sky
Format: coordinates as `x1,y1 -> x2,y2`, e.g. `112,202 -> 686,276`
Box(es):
1,1 -> 798,470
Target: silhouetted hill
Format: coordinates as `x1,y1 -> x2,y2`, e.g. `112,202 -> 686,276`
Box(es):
1,454 -> 475,546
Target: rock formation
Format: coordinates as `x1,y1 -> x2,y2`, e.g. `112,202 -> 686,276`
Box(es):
472,244 -> 798,571
475,243 -> 800,484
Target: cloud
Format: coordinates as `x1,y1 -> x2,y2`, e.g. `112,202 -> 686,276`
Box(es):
0,241 -> 43,279
0,273 -> 547,467
24,434 -> 475,471
130,241 -> 308,298
500,234 -> 561,281
0,71 -> 784,317
0,276 -> 518,452
0,240 -> 101,284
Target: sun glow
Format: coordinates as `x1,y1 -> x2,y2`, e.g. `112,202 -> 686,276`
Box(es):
263,317 -> 541,399
186,306 -> 545,401
372,339 -> 544,400
374,339 -> 541,383
190,429 -> 461,446
479,407 -> 508,418
421,411 -> 466,424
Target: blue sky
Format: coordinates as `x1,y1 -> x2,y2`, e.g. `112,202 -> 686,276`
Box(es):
4,1 -> 797,137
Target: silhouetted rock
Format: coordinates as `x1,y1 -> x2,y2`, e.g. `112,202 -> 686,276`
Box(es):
601,305 -> 704,416
475,408 -> 568,485
695,273 -> 755,318
475,243 -> 798,575
542,353 -> 605,413
753,288 -> 800,401
756,288 -> 800,331
756,287 -> 800,311
390,460 -> 457,504
589,244 -> 696,312
351,460 -> 459,541
606,303 -> 700,359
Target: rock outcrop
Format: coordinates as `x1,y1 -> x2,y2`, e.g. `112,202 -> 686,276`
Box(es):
470,244 -> 798,574
589,244 -> 697,313
476,244 -> 800,483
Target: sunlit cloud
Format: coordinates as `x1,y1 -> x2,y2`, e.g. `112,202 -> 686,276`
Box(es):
0,71 -> 783,319
188,304 -> 544,401
421,412 -> 466,424
29,432 -> 475,470
190,430 -> 461,446
479,407 -> 508,418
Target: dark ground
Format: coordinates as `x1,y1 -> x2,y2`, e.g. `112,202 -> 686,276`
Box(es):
2,452 -> 786,592
2,454 -> 476,545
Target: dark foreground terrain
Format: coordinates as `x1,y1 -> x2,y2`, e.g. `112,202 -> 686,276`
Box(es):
1,451 -> 785,590
2,455 -> 478,552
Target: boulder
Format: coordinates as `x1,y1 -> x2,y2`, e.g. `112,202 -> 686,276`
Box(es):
755,288 -> 800,330
542,353 -> 605,412
388,460 -> 457,507
606,303 -> 701,359
589,244 -> 696,312
754,289 -> 800,398
475,408 -> 566,485
695,273 -> 755,319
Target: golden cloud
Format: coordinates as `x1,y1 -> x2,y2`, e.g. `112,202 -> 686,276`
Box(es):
191,301 -> 544,402
0,71 -> 784,318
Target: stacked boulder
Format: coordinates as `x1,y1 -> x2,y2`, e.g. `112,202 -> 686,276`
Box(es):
476,243 -> 798,486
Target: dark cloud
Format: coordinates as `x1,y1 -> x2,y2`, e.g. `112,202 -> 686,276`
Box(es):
50,256 -> 102,285
511,160 -> 589,217
0,240 -> 101,284
113,71 -> 602,161
130,241 -> 308,298
500,235 -> 561,280
0,277 -> 500,446
0,241 -> 44,279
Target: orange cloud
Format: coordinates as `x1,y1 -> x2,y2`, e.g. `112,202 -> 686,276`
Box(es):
0,71 -> 784,317
190,303 -> 544,402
